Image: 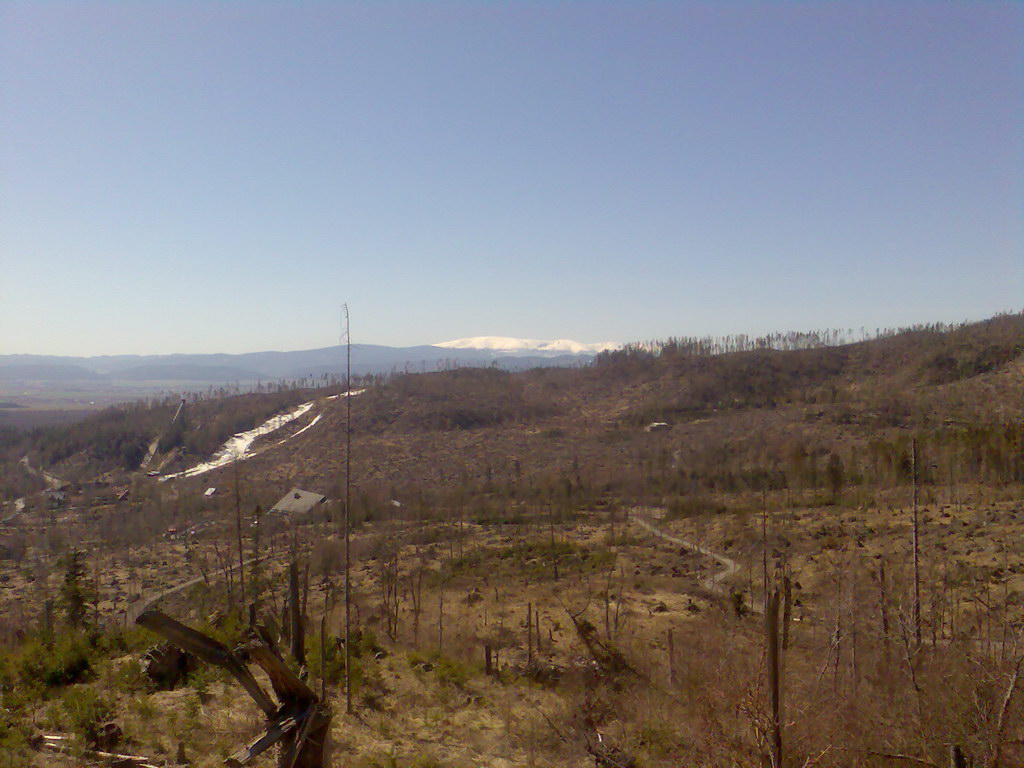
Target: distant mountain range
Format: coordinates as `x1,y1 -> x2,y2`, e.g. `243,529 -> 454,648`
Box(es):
0,337 -> 621,384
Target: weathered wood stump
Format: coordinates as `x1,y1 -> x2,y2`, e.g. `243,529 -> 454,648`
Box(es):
142,642 -> 196,689
136,579 -> 331,768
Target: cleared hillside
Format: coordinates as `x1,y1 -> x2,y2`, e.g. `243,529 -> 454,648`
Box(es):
3,313 -> 1021,506
1,313 -> 1023,768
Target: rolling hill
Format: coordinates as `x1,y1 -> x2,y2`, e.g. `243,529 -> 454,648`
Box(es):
4,312 -> 1021,502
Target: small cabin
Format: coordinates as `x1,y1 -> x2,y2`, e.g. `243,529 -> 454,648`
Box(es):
270,488 -> 327,517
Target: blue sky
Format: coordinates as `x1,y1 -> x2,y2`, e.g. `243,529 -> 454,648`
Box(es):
1,2 -> 1020,355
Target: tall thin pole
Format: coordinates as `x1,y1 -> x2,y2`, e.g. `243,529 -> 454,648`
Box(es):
912,438 -> 921,649
762,488 -> 769,614
766,588 -> 783,768
234,461 -> 246,609
343,304 -> 353,714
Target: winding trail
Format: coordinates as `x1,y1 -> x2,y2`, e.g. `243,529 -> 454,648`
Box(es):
125,552 -> 274,624
20,455 -> 67,490
632,510 -> 758,612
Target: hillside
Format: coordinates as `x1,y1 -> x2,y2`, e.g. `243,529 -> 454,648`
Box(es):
0,312 -> 1022,768
224,313 -> 1024,500
3,313 -> 1021,513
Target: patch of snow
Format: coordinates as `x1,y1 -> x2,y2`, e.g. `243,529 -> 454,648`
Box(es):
326,389 -> 365,400
160,389 -> 363,481
434,336 -> 620,356
255,413 -> 323,455
287,412 -> 322,439
161,401 -> 315,481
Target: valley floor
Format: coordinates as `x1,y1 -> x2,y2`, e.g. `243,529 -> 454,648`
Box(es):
7,487 -> 1023,767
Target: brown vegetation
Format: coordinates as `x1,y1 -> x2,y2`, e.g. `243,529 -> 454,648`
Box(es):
0,314 -> 1021,766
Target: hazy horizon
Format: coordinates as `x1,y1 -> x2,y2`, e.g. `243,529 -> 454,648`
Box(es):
0,334 -> 617,359
3,310 -> 1020,361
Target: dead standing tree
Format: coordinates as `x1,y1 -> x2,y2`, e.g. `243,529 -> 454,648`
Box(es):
135,589 -> 330,767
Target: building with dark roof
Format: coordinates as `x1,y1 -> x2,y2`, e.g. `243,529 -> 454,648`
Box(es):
269,488 -> 327,516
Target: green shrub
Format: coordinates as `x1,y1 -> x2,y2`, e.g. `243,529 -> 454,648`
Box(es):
188,664 -> 214,700
59,686 -> 114,744
307,632 -> 345,685
407,651 -> 470,688
353,627 -> 384,659
0,716 -> 31,757
432,655 -> 469,688
110,658 -> 147,694
98,625 -> 153,656
18,631 -> 94,688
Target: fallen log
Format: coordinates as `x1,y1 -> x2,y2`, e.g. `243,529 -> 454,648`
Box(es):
135,561 -> 332,768
38,733 -> 163,767
136,609 -> 276,716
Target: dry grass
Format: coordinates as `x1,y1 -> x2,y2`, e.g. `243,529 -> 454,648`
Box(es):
8,491 -> 1023,767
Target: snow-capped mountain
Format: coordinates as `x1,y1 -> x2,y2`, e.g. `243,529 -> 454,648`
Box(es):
0,337 -> 622,388
435,337 -> 620,357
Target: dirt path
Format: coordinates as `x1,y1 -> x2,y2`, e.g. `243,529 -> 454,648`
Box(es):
631,510 -> 757,612
126,552 -> 276,624
20,455 -> 67,490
